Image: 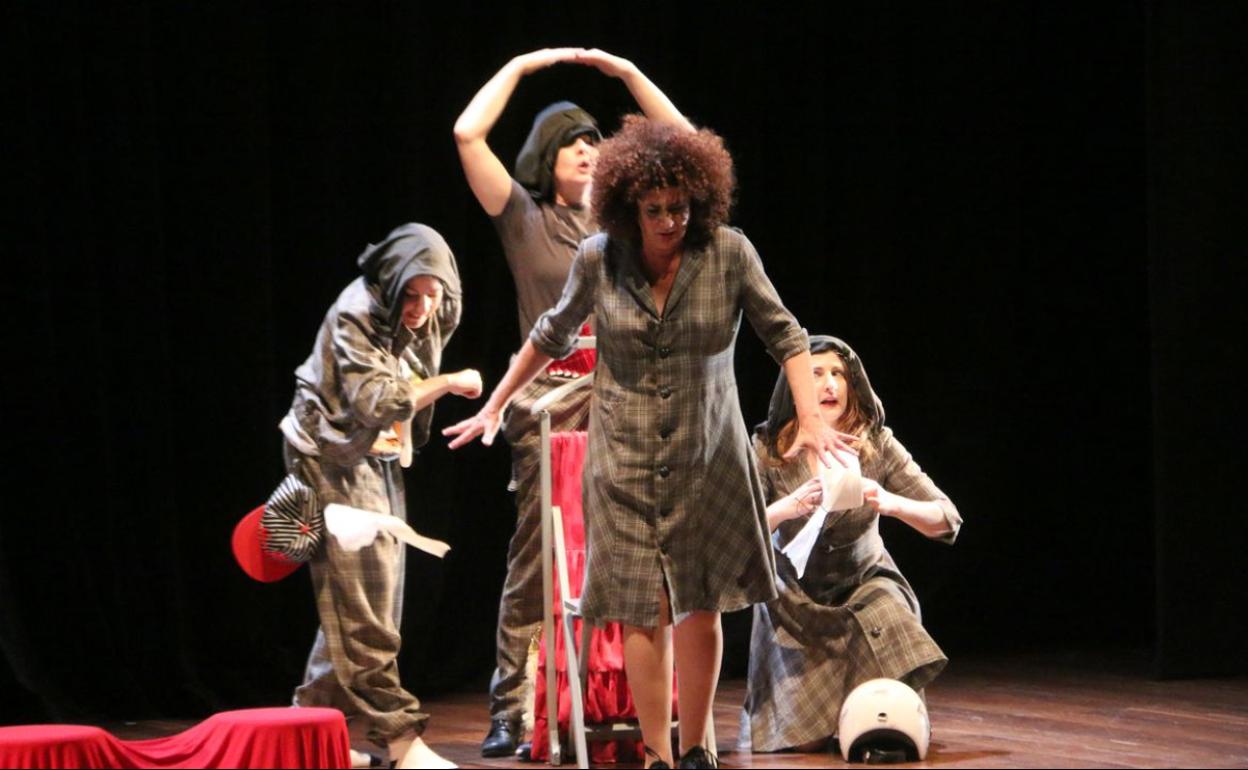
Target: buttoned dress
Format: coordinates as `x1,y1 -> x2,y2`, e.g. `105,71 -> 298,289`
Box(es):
740,428 -> 962,752
529,227 -> 807,627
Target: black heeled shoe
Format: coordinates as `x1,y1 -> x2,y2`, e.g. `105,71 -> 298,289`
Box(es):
677,745 -> 718,768
644,745 -> 673,769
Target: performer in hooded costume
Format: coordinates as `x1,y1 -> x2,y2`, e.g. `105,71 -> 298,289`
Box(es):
279,223 -> 482,769
453,47 -> 694,758
740,335 -> 962,754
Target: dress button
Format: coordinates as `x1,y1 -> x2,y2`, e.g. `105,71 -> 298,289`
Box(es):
852,603 -> 865,612
658,465 -> 671,478
658,346 -> 671,359
659,386 -> 672,399
660,427 -> 673,439
870,627 -> 882,639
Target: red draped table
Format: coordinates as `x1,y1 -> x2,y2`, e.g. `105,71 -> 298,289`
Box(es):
0,707 -> 350,769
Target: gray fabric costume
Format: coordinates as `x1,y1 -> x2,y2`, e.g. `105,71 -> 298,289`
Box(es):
739,336 -> 962,752
279,224 -> 462,750
487,103 -> 601,727
529,227 -> 807,627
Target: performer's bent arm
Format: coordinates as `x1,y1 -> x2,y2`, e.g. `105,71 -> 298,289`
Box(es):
454,48 -> 582,215
409,369 -> 483,413
861,480 -> 954,538
455,48 -> 693,216
443,340 -> 552,448
864,436 -> 961,541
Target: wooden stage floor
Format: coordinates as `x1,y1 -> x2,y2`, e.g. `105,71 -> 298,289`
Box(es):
109,651 -> 1248,768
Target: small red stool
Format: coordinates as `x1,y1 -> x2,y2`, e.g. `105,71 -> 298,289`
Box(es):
0,707 -> 351,769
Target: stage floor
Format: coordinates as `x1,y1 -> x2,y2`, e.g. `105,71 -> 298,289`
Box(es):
109,651 -> 1248,768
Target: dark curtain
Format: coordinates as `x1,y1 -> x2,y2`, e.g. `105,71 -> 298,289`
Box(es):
3,1 -> 1191,725
1147,2 -> 1248,678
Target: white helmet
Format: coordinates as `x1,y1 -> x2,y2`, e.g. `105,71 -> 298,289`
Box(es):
838,678 -> 931,762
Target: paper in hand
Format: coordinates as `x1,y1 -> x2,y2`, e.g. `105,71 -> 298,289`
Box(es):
818,449 -> 864,512
324,503 -> 451,558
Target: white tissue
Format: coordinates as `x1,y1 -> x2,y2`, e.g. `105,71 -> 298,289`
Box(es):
818,449 -> 864,512
324,503 -> 451,558
780,506 -> 829,579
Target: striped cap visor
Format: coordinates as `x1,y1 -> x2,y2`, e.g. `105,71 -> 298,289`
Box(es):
261,474 -> 324,563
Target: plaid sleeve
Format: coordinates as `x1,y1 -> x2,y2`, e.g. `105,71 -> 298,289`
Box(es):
333,311 -> 417,429
735,231 -> 808,365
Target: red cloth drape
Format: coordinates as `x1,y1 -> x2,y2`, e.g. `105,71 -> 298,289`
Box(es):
0,708 -> 350,769
530,432 -> 678,764
547,324 -> 597,376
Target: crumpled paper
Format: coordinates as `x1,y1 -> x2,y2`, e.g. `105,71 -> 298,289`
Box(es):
324,503 -> 451,558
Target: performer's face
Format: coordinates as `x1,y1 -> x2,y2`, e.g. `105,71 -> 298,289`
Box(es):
552,135 -> 598,195
636,187 -> 690,258
401,275 -> 443,330
811,351 -> 851,428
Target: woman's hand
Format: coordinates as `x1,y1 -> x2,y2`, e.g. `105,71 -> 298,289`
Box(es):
443,405 -> 502,449
766,475 -> 823,531
862,479 -> 904,517
447,369 -> 483,399
514,48 -> 582,75
573,48 -> 637,79
784,477 -> 823,521
783,415 -> 858,468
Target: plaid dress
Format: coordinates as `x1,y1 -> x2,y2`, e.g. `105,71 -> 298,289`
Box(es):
529,227 -> 808,627
740,428 -> 962,752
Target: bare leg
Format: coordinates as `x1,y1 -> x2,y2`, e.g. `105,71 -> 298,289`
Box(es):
622,591 -> 674,768
392,734 -> 456,769
673,610 -> 722,757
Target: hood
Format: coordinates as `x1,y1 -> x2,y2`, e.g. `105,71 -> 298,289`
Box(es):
356,223 -> 461,341
758,334 -> 886,450
514,101 -> 601,202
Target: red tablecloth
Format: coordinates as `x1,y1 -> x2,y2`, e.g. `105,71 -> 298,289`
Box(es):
530,432 -> 678,764
0,708 -> 350,769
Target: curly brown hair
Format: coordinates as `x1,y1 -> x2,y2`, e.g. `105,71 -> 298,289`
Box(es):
591,115 -> 736,249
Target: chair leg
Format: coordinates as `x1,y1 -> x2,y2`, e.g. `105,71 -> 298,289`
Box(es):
562,612 -> 590,769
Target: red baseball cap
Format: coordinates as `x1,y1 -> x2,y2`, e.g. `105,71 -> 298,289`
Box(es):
232,505 -> 303,583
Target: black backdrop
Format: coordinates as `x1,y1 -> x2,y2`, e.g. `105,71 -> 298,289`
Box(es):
3,1 -> 1244,726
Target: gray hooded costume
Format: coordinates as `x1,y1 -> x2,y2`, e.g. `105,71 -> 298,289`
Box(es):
740,336 -> 962,752
279,223 -> 461,749
486,103 -> 602,726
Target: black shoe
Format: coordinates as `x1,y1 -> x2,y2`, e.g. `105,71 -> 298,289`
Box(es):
481,718 -> 518,758
677,745 -> 718,769
644,746 -> 672,769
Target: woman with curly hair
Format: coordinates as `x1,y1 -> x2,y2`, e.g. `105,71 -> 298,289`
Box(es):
446,116 -> 847,769
741,335 -> 961,754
